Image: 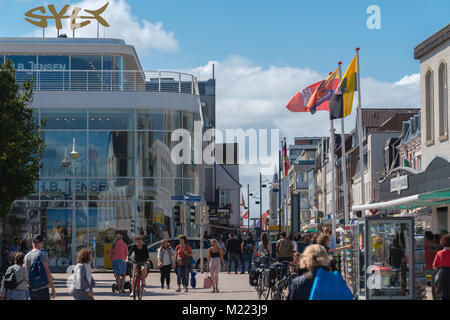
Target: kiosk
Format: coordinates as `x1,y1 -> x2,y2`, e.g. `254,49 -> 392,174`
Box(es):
353,216 -> 415,300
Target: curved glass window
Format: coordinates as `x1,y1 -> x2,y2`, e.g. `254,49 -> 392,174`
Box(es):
137,178 -> 182,200
6,55 -> 37,85
88,131 -> 135,177
137,131 -> 181,178
38,55 -> 70,90
41,109 -> 87,130
40,178 -> 87,200
88,178 -> 134,201
137,109 -> 182,131
89,109 -> 134,130
41,131 -> 87,177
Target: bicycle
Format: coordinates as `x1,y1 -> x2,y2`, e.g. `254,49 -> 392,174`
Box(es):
129,259 -> 148,300
255,255 -> 277,300
271,261 -> 295,300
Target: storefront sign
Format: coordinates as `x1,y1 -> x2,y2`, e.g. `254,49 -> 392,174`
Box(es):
390,172 -> 408,195
25,2 -> 110,31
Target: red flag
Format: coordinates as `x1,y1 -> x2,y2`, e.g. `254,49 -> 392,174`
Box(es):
241,193 -> 245,208
306,68 -> 340,114
242,210 -> 249,219
262,211 -> 270,230
286,81 -> 322,112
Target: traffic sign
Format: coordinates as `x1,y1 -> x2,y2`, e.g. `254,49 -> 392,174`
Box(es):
171,195 -> 184,201
186,196 -> 201,202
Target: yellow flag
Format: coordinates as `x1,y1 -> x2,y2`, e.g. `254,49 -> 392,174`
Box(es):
341,54 -> 357,117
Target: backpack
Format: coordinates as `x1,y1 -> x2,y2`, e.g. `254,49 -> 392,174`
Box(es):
309,267 -> 353,300
3,266 -> 23,290
28,250 -> 49,290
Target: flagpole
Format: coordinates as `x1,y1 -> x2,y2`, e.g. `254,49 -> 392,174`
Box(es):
356,48 -> 366,215
330,117 -> 337,239
338,61 -> 350,226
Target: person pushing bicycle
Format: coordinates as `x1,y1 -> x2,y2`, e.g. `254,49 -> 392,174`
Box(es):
126,234 -> 149,297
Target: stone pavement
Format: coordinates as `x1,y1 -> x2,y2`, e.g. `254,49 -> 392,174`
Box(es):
53,271 -> 258,300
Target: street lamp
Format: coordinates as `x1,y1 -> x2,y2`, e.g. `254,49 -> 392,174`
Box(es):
70,138 -> 80,265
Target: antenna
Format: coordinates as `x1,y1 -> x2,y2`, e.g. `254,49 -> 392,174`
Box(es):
212,64 -> 215,79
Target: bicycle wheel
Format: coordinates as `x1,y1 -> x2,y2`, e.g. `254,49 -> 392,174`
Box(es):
132,277 -> 138,300
257,275 -> 263,300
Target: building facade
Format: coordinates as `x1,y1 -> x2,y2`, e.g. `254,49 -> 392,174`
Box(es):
0,37 -> 202,270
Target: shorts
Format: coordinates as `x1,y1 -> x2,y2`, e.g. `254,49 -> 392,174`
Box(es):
113,259 -> 127,275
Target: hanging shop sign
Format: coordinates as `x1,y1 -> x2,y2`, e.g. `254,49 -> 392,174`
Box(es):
25,2 -> 110,31
390,172 -> 408,195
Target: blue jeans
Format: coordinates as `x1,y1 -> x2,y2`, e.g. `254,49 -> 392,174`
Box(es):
29,288 -> 50,300
241,251 -> 253,273
7,289 -> 29,300
176,265 -> 189,287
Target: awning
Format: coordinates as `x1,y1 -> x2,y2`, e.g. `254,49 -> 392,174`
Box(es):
352,188 -> 450,211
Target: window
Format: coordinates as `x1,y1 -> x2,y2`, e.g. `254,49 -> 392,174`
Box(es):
425,70 -> 434,142
219,190 -> 230,207
439,62 -> 448,138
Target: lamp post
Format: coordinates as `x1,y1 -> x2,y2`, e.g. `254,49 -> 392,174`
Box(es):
70,138 -> 80,264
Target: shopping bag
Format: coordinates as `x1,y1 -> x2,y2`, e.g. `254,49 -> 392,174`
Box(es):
203,275 -> 213,289
309,267 -> 353,300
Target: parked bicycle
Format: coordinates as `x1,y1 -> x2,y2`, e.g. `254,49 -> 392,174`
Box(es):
270,261 -> 295,300
254,254 -> 277,300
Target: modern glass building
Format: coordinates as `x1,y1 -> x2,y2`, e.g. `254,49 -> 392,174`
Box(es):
0,37 -> 201,270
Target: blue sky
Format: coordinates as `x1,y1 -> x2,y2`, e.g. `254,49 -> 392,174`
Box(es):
2,0 -> 449,221
2,0 -> 449,81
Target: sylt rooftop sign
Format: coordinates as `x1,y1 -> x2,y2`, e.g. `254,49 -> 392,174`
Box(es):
25,2 -> 110,31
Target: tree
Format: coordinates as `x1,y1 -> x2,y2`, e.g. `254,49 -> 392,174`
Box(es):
0,60 -> 45,243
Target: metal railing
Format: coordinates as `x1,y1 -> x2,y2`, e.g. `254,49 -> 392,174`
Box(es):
11,70 -> 199,95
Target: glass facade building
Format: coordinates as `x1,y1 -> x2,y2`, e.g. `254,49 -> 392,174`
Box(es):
1,38 -> 201,271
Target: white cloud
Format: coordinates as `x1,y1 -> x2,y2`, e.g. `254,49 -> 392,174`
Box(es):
188,56 -> 421,203
24,0 -> 178,54
394,73 -> 420,87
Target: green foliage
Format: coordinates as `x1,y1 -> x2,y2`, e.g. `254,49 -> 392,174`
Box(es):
0,60 -> 46,220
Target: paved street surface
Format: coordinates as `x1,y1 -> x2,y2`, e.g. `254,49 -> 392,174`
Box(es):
53,271 -> 258,300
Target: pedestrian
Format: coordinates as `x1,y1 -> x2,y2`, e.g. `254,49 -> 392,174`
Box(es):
311,234 -> 318,244
218,236 -> 227,264
288,244 -> 331,300
157,239 -> 174,289
70,248 -> 95,300
433,234 -> 450,300
109,234 -> 128,293
226,233 -> 239,274
175,235 -> 192,293
206,239 -> 226,293
8,238 -> 21,265
240,233 -> 255,274
276,232 -> 294,263
0,252 -> 29,300
257,232 -> 272,267
24,235 -> 56,300
425,231 -> 439,299
288,233 -> 298,252
317,233 -> 351,272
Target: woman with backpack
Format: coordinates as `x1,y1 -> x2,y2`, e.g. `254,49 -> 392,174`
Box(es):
288,244 -> 331,300
70,248 -> 95,300
0,252 -> 28,300
257,232 -> 272,267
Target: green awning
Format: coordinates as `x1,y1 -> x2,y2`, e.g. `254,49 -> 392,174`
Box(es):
352,188 -> 450,211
